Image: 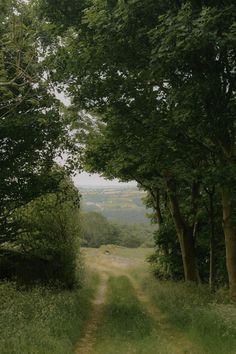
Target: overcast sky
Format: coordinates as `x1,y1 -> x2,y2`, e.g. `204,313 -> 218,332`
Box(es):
72,172 -> 137,188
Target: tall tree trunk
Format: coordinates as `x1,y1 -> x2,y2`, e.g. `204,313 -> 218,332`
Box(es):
208,189 -> 216,291
150,187 -> 171,273
222,187 -> 236,300
149,187 -> 163,227
167,182 -> 198,282
180,225 -> 199,282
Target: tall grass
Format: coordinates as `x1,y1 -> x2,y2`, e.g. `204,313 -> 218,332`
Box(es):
141,277 -> 236,354
0,272 -> 98,354
92,275 -> 173,354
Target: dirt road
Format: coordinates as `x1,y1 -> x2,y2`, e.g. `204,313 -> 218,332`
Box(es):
75,248 -> 196,354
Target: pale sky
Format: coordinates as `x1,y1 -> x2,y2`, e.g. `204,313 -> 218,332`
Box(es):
73,172 -> 137,188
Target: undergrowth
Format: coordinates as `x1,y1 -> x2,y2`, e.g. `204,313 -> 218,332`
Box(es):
0,271 -> 98,354
141,277 -> 236,354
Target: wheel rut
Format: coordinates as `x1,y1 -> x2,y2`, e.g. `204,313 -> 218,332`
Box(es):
80,250 -> 199,354
127,275 -> 196,354
75,274 -> 108,354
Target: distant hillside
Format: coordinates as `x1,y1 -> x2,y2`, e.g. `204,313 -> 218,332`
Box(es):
80,187 -> 151,224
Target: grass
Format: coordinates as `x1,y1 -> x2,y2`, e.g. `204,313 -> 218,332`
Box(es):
108,246 -> 153,260
4,245 -> 236,354
86,246 -> 236,354
0,271 -> 99,354
141,277 -> 236,354
91,275 -> 172,354
87,245 -> 153,261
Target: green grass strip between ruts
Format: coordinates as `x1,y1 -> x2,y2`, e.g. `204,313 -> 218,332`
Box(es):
91,275 -> 173,354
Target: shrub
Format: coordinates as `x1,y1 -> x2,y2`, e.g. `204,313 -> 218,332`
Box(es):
1,176 -> 83,289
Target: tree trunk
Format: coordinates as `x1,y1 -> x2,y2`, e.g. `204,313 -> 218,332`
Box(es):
209,190 -> 215,291
222,187 -> 236,300
180,225 -> 199,282
167,182 -> 198,282
149,187 -> 163,227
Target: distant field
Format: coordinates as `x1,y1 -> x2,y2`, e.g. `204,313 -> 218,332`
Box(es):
80,187 -> 151,224
83,246 -> 153,262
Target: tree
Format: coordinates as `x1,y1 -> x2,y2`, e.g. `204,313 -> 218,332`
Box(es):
3,170 -> 82,288
80,0 -> 236,295
150,1 -> 236,298
38,0 -> 207,282
80,212 -> 120,247
37,0 -> 236,297
0,1 -> 73,244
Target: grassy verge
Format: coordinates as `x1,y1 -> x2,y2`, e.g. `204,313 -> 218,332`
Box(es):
92,275 -> 171,354
141,277 -> 236,354
0,271 -> 99,354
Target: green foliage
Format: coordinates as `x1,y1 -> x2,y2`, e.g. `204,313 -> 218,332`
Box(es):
80,211 -> 154,248
60,0 -> 235,288
0,173 -> 82,288
39,0 -> 86,28
148,194 -> 227,283
113,223 -> 155,248
23,0 -> 236,294
148,220 -> 184,280
0,1 -> 75,245
80,212 -> 120,248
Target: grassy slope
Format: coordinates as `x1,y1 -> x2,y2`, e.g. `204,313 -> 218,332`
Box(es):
0,272 -> 98,354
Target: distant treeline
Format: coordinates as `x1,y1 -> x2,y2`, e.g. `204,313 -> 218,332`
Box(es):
80,212 -> 155,248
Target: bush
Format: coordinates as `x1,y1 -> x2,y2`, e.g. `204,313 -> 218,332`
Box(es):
1,176 -> 83,289
148,220 -> 184,280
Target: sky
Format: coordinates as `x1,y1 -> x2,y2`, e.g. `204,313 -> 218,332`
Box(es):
72,172 -> 137,188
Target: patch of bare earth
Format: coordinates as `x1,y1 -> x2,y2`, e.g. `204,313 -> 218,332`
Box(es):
75,274 -> 108,354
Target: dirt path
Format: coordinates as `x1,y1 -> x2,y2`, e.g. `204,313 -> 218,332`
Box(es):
78,249 -> 198,354
75,273 -> 108,354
